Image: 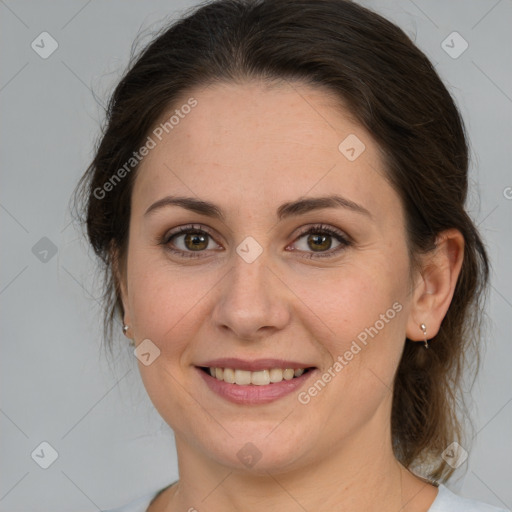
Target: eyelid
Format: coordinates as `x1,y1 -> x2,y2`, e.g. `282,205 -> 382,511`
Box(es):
163,223 -> 217,242
162,224 -> 223,254
292,223 -> 351,243
289,223 -> 352,258
161,222 -> 352,259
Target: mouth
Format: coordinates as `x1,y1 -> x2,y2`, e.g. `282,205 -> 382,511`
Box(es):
195,363 -> 318,405
197,366 -> 315,385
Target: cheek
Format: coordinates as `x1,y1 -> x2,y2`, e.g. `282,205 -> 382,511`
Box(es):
130,274 -> 175,338
301,268 -> 407,423
127,253 -> 222,357
295,260 -> 406,340
130,274 -> 195,348
293,258 -> 408,393
128,264 -> 206,419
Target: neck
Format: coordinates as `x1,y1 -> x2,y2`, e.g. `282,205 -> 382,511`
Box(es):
164,418 -> 433,512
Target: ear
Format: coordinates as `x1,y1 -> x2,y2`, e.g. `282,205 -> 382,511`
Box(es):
406,228 -> 465,343
110,241 -> 131,336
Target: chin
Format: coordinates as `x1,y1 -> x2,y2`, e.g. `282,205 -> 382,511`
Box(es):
203,432 -> 313,475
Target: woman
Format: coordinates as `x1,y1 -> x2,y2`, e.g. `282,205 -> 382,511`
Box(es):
73,0 -> 508,510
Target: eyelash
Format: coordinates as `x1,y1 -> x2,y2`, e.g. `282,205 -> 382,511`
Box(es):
160,223 -> 352,259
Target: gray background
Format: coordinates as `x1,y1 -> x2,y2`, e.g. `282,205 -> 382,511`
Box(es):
1,0 -> 511,510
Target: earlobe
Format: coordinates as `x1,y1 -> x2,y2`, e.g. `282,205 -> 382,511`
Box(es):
406,229 -> 465,344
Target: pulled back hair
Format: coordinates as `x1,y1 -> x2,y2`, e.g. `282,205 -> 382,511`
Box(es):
73,0 -> 489,483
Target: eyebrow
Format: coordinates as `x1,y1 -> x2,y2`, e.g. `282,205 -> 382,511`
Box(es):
144,194 -> 372,221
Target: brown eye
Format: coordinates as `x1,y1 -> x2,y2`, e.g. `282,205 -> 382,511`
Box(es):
291,224 -> 352,258
162,225 -> 222,258
181,231 -> 209,251
305,233 -> 333,252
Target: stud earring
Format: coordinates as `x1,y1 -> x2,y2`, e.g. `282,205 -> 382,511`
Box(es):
420,323 -> 429,349
122,324 -> 135,346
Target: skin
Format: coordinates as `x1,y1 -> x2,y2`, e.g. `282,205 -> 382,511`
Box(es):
116,80 -> 464,512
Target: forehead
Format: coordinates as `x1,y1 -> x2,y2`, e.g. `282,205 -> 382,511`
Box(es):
132,80 -> 393,218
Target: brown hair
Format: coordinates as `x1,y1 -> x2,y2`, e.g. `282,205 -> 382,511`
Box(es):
73,0 -> 490,483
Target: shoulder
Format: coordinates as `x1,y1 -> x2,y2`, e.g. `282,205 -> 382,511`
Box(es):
429,484 -> 510,512
100,486 -> 169,512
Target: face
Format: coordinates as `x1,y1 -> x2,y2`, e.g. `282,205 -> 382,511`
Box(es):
120,81 -> 415,474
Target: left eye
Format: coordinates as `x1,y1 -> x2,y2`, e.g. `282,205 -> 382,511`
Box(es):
290,225 -> 351,258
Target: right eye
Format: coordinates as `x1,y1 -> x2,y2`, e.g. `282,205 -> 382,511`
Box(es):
161,224 -> 223,258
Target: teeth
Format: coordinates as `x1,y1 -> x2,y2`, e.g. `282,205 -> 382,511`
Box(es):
251,370 -> 270,385
234,369 -> 252,385
223,368 -> 236,383
269,368 -> 283,382
205,367 -> 308,385
283,368 -> 294,380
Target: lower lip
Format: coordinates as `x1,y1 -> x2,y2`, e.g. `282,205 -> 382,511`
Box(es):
196,367 -> 316,405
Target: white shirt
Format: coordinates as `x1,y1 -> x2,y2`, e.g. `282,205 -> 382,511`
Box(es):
102,483 -> 510,511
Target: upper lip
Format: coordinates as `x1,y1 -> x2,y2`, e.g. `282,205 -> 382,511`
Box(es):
196,358 -> 316,372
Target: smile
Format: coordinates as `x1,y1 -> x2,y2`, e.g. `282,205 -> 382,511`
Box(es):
196,366 -> 317,405
200,366 -> 312,385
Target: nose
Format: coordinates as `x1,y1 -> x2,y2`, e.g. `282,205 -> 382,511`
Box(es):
211,251 -> 291,341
